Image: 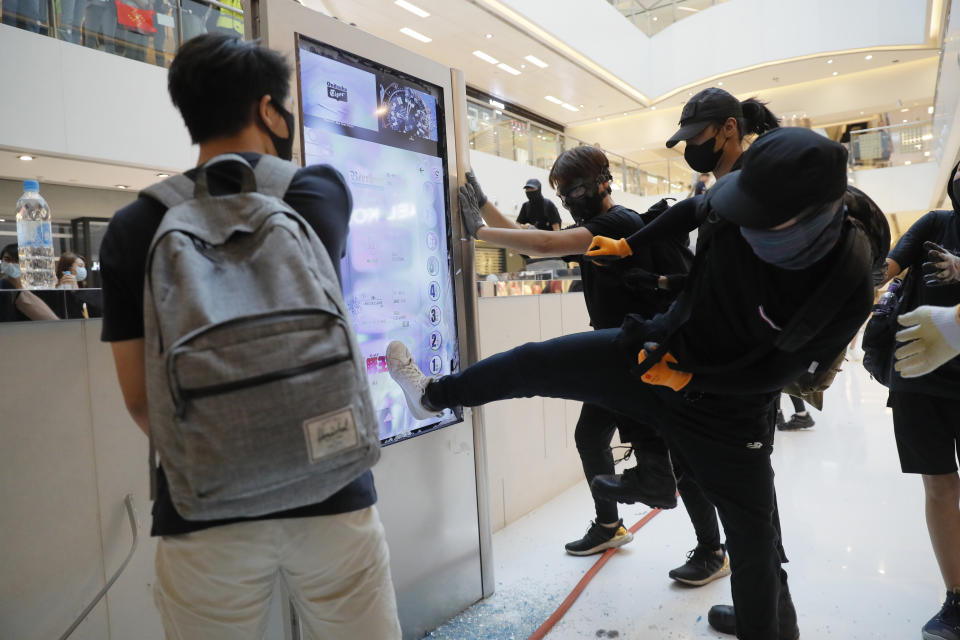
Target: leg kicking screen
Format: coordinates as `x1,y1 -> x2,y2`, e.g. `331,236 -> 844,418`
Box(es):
296,35 -> 461,444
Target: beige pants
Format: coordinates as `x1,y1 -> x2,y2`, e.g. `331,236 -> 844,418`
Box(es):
153,506 -> 401,640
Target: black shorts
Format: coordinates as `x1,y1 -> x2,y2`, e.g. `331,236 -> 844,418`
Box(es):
889,391 -> 960,475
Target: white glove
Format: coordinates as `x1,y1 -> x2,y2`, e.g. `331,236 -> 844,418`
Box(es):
894,305 -> 960,378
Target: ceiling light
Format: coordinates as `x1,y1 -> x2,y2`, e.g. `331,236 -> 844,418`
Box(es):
651,106 -> 657,110
115,185 -> 129,190
17,154 -> 33,161
473,50 -> 498,64
0,219 -> 5,222
623,112 -> 628,116
652,16 -> 658,21
860,111 -> 865,115
928,106 -> 935,114
544,95 -> 563,105
677,5 -> 698,11
687,91 -> 693,96
488,99 -> 505,109
497,63 -> 521,75
832,71 -> 838,76
485,33 -> 493,38
717,81 -> 723,86
156,172 -> 170,178
904,160 -> 911,165
399,27 -> 431,43
561,103 -> 579,112
520,64 -> 526,68
903,119 -> 908,123
827,59 -> 834,64
579,104 -> 584,108
900,107 -> 909,112
525,55 -> 548,68
865,54 -> 873,60
596,117 -> 602,121
925,151 -> 931,156
394,0 -> 429,18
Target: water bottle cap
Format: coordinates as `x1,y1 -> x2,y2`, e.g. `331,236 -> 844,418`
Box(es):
23,180 -> 39,192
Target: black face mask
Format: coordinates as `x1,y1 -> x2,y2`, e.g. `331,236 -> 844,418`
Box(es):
525,189 -> 542,202
560,173 -> 610,223
262,100 -> 295,161
684,133 -> 724,173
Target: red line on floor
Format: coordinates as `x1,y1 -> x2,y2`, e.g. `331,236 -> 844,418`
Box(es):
526,508 -> 665,640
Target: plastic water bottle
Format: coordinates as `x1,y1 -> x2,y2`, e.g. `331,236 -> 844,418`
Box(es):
16,180 -> 57,289
61,270 -> 76,290
873,278 -> 902,316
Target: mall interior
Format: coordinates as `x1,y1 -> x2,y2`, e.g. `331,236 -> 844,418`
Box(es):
1,0 -> 959,638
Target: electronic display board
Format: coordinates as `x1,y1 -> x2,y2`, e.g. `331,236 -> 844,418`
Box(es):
296,34 -> 461,443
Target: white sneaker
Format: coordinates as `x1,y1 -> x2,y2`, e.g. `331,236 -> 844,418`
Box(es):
386,341 -> 441,420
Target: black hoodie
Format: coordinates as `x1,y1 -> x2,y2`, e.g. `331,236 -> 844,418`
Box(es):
886,160 -> 960,397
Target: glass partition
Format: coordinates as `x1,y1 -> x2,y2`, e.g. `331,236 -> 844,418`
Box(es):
847,121 -> 934,169
1,0 -> 246,68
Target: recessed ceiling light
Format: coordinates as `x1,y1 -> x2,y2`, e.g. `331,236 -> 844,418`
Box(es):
925,151 -> 931,156
488,99 -> 505,109
520,64 -> 526,68
687,91 -> 693,96
544,95 -> 563,105
525,55 -> 548,68
497,63 -> 521,76
623,112 -> 628,116
652,16 -> 658,21
17,154 -> 34,161
904,160 -> 912,165
579,104 -> 584,108
485,33 -> 493,39
473,50 -> 498,64
717,81 -> 723,86
399,27 -> 431,43
677,5 -> 698,11
832,71 -> 838,76
929,106 -> 935,114
156,172 -> 170,178
903,119 -> 908,123
860,111 -> 865,115
561,103 -> 579,112
596,117 -> 602,121
827,59 -> 834,64
115,185 -> 129,190
900,107 -> 909,112
394,0 -> 429,18
651,106 -> 657,110
865,54 -> 873,60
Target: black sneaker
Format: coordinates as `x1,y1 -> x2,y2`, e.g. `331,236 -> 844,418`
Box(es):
707,583 -> 799,639
564,519 -> 633,556
922,590 -> 960,640
779,412 -> 814,431
668,544 -> 730,586
590,451 -> 678,509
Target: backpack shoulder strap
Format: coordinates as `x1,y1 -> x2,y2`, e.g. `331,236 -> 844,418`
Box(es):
252,155 -> 300,201
140,174 -> 195,210
774,221 -> 871,353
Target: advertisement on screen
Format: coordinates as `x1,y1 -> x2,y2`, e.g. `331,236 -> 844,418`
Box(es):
296,35 -> 460,444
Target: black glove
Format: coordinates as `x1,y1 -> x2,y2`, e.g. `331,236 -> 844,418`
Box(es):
922,241 -> 960,287
458,183 -> 486,239
621,267 -> 659,291
465,170 -> 488,207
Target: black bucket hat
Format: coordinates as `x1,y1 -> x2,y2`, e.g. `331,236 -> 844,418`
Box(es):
706,127 -> 849,229
666,87 -> 742,148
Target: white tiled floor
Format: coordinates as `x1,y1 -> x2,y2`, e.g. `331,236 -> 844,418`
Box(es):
426,363 -> 947,639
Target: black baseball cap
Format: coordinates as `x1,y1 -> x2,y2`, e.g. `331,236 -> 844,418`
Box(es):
666,88 -> 742,148
705,127 -> 849,229
524,178 -> 541,190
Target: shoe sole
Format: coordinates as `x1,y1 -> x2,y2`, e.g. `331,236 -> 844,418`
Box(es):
597,493 -> 678,510
922,632 -> 959,640
565,532 -> 634,556
386,341 -> 438,421
670,555 -> 731,586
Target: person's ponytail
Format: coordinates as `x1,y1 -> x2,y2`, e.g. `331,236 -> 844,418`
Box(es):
739,97 -> 779,137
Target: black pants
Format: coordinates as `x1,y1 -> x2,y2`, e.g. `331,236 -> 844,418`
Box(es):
427,329 -> 787,640
788,395 -> 805,414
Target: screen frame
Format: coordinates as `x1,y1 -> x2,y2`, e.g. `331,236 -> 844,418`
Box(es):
294,32 -> 464,445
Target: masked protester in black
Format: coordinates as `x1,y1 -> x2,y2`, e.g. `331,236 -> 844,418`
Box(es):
517,178 -> 562,231
389,128 -> 875,640
453,147 -> 696,558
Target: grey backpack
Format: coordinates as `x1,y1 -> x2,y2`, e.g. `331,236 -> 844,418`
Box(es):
141,154 -> 379,520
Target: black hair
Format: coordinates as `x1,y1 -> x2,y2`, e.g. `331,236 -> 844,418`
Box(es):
1,243 -> 17,262
168,34 -> 292,144
548,145 -> 611,190
736,97 -> 780,140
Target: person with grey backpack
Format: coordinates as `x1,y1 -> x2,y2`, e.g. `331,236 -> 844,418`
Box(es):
99,34 -> 401,639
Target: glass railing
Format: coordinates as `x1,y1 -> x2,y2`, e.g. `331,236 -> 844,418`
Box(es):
846,121 -> 934,170
1,0 -> 245,67
607,0 -> 729,37
466,98 -> 693,198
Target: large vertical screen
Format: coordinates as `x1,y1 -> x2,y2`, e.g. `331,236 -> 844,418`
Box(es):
296,35 -> 461,444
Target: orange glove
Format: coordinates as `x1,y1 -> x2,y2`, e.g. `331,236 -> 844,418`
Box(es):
638,349 -> 692,391
585,236 -> 632,264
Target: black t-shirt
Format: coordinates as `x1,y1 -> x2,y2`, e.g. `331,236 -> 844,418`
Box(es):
694,181 -> 707,196
99,153 -> 377,537
577,205 -> 693,329
517,197 -> 561,231
887,209 -> 960,397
